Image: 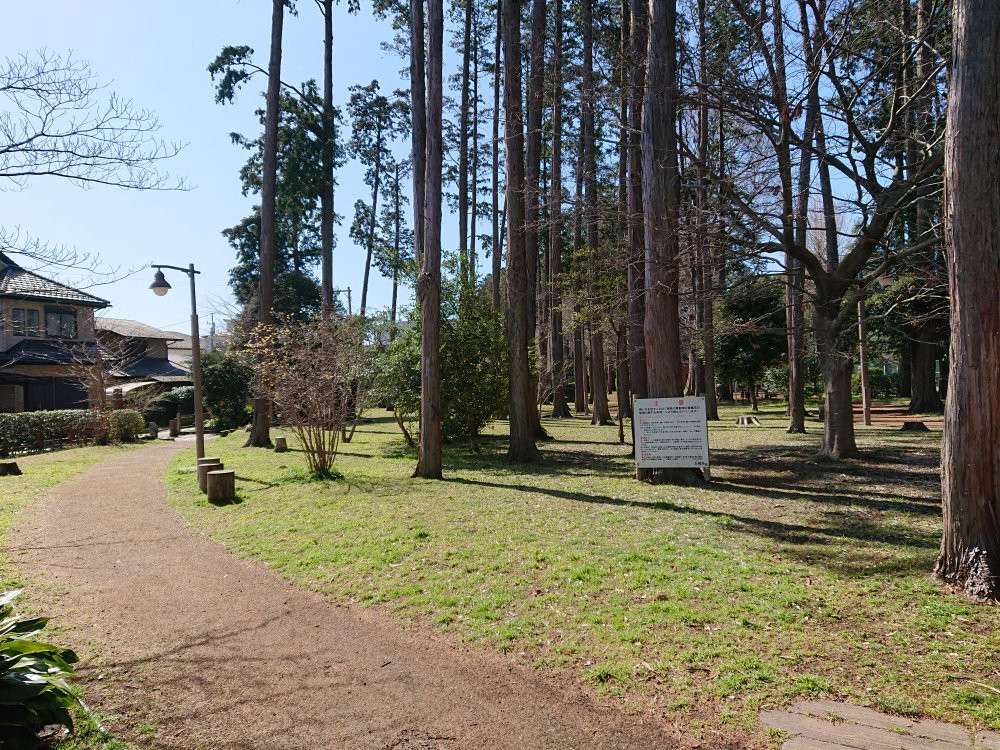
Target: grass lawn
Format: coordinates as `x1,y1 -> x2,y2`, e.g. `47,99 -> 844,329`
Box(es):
165,404 -> 1000,747
0,444 -> 143,750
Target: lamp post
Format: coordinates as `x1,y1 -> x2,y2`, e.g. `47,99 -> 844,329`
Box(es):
150,264 -> 205,459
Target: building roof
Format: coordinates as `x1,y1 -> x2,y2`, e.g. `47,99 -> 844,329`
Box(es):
0,338 -> 95,366
110,356 -> 190,381
0,251 -> 110,308
96,317 -> 184,342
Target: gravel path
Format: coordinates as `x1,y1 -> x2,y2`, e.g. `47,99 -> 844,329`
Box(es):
8,443 -> 684,750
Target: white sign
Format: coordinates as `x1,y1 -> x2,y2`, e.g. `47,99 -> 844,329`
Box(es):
634,396 -> 710,470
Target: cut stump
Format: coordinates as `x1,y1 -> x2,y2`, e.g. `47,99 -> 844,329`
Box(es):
736,415 -> 762,426
274,437 -> 288,453
901,420 -> 930,432
197,462 -> 224,493
0,462 -> 22,477
207,470 -> 236,502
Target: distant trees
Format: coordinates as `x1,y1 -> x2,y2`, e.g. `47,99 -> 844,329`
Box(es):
935,0 -> 999,601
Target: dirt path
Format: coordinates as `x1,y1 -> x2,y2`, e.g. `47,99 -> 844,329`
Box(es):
8,443 -> 685,750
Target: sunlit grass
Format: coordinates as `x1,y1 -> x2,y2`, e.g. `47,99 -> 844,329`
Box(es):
162,403 -> 994,746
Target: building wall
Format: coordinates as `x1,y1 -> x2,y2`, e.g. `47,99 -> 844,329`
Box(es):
0,299 -> 97,353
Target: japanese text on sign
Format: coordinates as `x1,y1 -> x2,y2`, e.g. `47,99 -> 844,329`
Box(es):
634,396 -> 710,469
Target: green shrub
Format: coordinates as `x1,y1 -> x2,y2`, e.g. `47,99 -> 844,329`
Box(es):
0,589 -> 81,743
107,409 -> 145,443
852,370 -> 897,399
201,351 -> 252,428
0,409 -> 145,455
142,386 -> 195,427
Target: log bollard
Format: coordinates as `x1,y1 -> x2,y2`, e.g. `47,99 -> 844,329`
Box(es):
147,421 -> 159,439
169,418 -> 180,438
274,436 -> 287,453
206,470 -> 236,502
197,462 -> 224,492
197,457 -> 222,466
0,462 -> 22,476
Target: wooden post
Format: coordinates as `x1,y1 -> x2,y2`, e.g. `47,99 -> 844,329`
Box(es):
858,299 -> 872,426
207,470 -> 236,502
197,462 -> 224,492
197,457 -> 222,466
168,419 -> 180,438
274,436 -> 287,453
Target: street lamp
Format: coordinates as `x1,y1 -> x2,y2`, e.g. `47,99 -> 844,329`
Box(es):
149,263 -> 205,459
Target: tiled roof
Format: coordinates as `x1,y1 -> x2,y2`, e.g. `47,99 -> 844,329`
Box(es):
0,252 -> 110,308
0,338 -> 95,366
96,317 -> 184,341
111,356 -> 190,380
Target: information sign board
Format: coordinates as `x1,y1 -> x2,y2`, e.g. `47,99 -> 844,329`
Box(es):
634,396 -> 710,472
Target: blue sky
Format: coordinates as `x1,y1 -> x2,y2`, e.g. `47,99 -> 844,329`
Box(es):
1,1 -> 438,333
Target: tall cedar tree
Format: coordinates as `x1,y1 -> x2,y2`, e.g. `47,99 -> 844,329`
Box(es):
247,0 -> 284,448
935,0 -> 999,600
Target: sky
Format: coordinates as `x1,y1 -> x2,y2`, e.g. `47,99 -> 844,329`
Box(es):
0,1 -> 443,334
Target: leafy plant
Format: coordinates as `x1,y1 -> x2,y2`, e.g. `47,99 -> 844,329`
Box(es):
200,350 -> 253,429
0,589 -> 81,743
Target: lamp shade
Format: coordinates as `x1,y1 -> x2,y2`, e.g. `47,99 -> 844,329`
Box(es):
150,270 -> 171,296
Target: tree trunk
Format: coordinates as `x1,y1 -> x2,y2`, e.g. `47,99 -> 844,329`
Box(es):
458,0 -> 473,290
491,17 -> 502,311
898,349 -> 912,397
815,305 -> 859,459
573,321 -> 586,413
409,0 -> 427,270
627,0 -> 648,405
696,0 -> 717,421
525,0 -> 547,440
320,0 -> 335,317
360,128 -> 382,318
616,324 -> 632,419
247,0 -> 284,449
590,329 -> 613,425
414,0 -> 443,479
909,333 -> 944,413
548,0 -> 570,419
501,0 -> 539,462
391,162 -> 401,330
936,0 -> 999,601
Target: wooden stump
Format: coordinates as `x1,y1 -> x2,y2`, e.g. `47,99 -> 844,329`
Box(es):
197,457 -> 222,466
0,462 -> 22,477
902,420 -> 930,432
206,470 -> 236,502
736,415 -> 762,426
168,419 -> 180,438
197,462 -> 224,493
274,437 -> 288,453
147,422 -> 159,439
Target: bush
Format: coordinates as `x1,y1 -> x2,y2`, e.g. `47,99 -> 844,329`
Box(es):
853,370 -> 897,399
0,409 -> 146,455
376,297 -> 508,449
107,409 -> 146,443
142,386 -> 195,427
0,589 -> 81,744
201,351 -> 252,428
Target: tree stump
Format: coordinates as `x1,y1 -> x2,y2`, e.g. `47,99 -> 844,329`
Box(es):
197,457 -> 222,466
168,419 -> 180,438
206,470 -> 236,502
901,420 -> 930,432
274,437 -> 288,453
0,462 -> 22,477
197,462 -> 224,492
736,415 -> 762,426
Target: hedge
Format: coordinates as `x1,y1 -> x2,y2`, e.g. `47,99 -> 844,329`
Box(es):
0,409 -> 146,456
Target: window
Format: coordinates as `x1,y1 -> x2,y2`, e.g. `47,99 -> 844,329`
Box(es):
11,308 -> 41,337
45,309 -> 77,339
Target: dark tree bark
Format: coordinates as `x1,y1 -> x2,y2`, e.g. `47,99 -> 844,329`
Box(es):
247,0 -> 284,449
697,0 -> 717,421
359,120 -> 383,318
525,0 -> 547,439
548,0 -> 571,419
935,0 -> 1000,600
582,0 -> 612,426
491,18 -> 503,311
501,0 -> 539,462
414,0 -> 444,479
627,0 -> 648,404
320,0 -> 335,318
458,0 -> 473,290
573,320 -> 587,413
409,0 -> 427,270
909,331 -> 944,413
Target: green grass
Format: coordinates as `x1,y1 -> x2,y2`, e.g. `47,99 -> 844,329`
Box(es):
163,404 -> 996,746
0,443 -> 144,749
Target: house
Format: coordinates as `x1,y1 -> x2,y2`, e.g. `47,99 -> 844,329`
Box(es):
0,251 -> 110,412
94,318 -> 191,386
